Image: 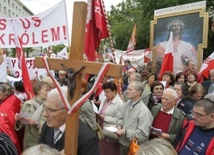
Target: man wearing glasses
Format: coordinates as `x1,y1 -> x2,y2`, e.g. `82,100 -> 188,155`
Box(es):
39,87 -> 99,155
175,98 -> 214,155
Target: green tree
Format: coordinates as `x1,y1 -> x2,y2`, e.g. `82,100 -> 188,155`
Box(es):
51,44 -> 67,54
8,47 -> 34,57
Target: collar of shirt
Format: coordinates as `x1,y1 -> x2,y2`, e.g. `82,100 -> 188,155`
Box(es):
58,123 -> 66,133
160,107 -> 174,114
176,99 -> 181,106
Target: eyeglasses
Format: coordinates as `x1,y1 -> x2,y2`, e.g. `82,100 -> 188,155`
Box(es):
43,107 -> 65,114
190,110 -> 209,118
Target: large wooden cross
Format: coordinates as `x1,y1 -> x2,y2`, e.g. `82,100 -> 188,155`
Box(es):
34,2 -> 122,155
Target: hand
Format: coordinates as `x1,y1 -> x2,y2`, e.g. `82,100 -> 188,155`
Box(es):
15,113 -> 21,121
157,133 -> 170,140
116,129 -> 125,137
99,115 -> 105,120
26,118 -> 37,126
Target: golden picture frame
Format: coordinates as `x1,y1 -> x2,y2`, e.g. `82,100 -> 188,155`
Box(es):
150,8 -> 209,74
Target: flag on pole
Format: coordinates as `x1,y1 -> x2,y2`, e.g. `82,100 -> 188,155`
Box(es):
84,0 -> 109,61
199,52 -> 214,78
158,32 -> 174,80
126,23 -> 137,53
12,22 -> 34,99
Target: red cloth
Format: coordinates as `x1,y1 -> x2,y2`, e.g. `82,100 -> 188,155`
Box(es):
0,95 -> 22,154
158,32 -> 173,80
150,111 -> 172,139
13,25 -> 34,99
84,0 -> 109,61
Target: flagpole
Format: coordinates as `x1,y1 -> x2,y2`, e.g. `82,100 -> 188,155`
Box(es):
100,0 -> 124,100
63,0 -> 71,49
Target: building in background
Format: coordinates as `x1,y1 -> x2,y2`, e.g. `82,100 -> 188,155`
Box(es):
0,0 -> 33,17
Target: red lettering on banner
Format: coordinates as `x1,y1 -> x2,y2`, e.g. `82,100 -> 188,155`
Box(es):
50,26 -> 60,41
32,32 -> 39,44
15,71 -> 20,78
42,30 -> 48,43
21,32 -> 30,45
0,34 -> 5,45
11,59 -> 16,68
26,59 -> 34,69
9,34 -> 15,45
20,18 -> 31,29
0,19 -> 6,30
62,25 -> 67,40
31,17 -> 41,27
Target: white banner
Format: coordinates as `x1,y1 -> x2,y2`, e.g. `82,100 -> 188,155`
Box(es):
6,57 -> 51,80
0,1 -> 68,48
0,54 -> 7,82
114,49 -> 152,68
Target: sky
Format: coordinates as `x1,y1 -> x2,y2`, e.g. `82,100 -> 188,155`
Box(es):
20,0 -> 124,14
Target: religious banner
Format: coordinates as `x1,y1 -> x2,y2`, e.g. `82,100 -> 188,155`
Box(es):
150,1 -> 208,73
0,1 -> 68,48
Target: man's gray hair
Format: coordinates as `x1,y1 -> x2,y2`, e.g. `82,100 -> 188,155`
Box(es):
163,88 -> 178,99
131,73 -> 142,82
131,81 -> 144,92
47,87 -> 67,108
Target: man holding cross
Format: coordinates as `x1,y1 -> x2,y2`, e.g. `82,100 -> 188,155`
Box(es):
39,87 -> 99,155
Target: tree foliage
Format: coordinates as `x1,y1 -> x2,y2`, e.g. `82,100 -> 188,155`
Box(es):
108,0 -> 214,59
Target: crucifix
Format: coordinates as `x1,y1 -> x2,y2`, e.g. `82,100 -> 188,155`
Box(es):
34,2 -> 122,155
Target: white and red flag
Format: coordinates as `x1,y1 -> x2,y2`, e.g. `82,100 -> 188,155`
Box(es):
199,52 -> 214,78
84,0 -> 109,61
126,23 -> 137,53
12,22 -> 34,99
158,32 -> 174,80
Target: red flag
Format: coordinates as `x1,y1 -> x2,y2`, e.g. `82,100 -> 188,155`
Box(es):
158,32 -> 174,80
13,24 -> 34,99
84,0 -> 109,61
126,23 -> 137,52
199,52 -> 214,78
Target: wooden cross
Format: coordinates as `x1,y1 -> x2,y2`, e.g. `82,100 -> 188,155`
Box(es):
34,2 -> 122,155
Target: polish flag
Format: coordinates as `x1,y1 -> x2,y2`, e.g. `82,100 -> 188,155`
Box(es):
12,22 -> 34,99
84,0 -> 109,61
158,32 -> 174,80
199,52 -> 214,78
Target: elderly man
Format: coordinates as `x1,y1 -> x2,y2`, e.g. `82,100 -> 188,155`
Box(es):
202,69 -> 214,95
39,87 -> 99,155
175,98 -> 214,155
123,73 -> 142,102
150,88 -> 185,144
116,81 -> 153,155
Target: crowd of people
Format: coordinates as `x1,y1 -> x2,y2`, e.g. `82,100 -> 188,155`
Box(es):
0,58 -> 214,155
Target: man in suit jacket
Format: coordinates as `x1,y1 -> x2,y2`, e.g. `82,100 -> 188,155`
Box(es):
150,88 -> 186,144
39,87 -> 99,155
202,69 -> 214,95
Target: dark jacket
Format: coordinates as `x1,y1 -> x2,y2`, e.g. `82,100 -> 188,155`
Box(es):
202,80 -> 212,95
177,99 -> 193,114
39,120 -> 99,155
175,120 -> 214,155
